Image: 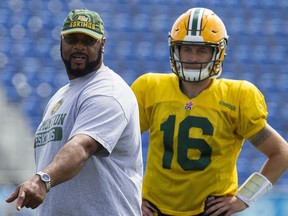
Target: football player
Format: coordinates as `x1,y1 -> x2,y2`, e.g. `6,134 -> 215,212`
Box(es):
131,7 -> 288,216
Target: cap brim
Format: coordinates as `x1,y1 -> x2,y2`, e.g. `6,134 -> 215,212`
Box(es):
61,28 -> 103,40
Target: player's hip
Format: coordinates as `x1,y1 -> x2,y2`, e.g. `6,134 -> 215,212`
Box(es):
146,196 -> 227,216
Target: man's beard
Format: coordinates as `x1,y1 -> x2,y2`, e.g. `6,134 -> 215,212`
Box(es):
61,46 -> 102,78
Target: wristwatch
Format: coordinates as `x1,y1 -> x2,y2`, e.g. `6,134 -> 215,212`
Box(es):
36,171 -> 51,192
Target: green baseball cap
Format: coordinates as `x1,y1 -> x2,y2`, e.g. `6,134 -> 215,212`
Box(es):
61,9 -> 104,40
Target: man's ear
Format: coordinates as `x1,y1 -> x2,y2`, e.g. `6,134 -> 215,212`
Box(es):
101,37 -> 106,53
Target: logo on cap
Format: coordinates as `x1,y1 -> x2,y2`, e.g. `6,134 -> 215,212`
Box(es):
69,15 -> 96,31
77,15 -> 89,22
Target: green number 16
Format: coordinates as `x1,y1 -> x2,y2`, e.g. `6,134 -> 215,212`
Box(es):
160,115 -> 213,171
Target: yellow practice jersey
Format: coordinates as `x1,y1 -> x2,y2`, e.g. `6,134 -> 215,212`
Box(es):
131,73 -> 267,215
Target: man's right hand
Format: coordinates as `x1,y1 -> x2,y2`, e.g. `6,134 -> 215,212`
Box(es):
5,175 -> 46,210
142,199 -> 157,216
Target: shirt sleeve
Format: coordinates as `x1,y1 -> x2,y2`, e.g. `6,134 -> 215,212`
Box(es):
70,94 -> 127,157
235,81 -> 268,139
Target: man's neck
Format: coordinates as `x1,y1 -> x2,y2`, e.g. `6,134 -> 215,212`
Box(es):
180,78 -> 212,99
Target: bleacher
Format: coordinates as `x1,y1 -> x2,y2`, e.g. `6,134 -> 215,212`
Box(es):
0,0 -> 287,215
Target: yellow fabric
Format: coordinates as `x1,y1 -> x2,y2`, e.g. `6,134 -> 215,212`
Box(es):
131,73 -> 267,216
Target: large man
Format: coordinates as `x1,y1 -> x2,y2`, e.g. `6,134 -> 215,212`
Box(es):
6,9 -> 143,216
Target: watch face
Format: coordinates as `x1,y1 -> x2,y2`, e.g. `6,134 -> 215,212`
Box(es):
42,174 -> 50,182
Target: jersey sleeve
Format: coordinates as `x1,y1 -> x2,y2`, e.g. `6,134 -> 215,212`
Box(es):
235,81 -> 267,139
131,74 -> 152,133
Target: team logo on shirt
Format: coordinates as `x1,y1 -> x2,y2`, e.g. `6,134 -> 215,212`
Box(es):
51,99 -> 64,115
185,101 -> 194,110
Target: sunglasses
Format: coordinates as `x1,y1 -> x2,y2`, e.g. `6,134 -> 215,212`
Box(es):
63,35 -> 99,46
